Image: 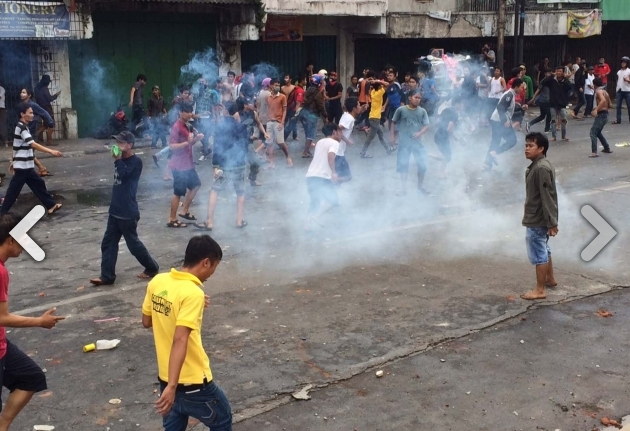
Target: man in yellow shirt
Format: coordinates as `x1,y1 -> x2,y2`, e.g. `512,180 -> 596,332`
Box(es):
360,72 -> 395,158
142,235 -> 232,430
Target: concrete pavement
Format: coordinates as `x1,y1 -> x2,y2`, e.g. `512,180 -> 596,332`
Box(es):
2,112 -> 630,430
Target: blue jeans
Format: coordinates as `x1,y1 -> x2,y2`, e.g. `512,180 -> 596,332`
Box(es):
100,215 -> 158,283
485,120 -> 517,166
585,94 -> 594,116
526,226 -> 550,266
616,91 -> 630,123
590,111 -> 610,154
549,107 -> 567,139
573,89 -> 586,115
160,381 -> 232,431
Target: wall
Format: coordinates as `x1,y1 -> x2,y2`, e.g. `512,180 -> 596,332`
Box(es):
388,0 -> 458,14
388,10 -> 578,38
263,0 -> 386,16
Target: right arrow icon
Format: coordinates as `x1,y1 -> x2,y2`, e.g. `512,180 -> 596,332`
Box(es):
581,205 -> 617,262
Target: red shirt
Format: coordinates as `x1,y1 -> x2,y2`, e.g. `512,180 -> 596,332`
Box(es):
295,86 -> 304,104
594,63 -> 611,84
0,260 -> 9,359
169,120 -> 194,172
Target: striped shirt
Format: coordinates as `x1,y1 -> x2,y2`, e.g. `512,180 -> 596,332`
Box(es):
13,121 -> 35,170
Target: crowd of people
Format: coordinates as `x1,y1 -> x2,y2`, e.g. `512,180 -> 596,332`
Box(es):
0,45 -> 629,430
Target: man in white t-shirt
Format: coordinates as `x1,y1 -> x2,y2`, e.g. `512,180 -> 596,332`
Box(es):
614,56 -> 630,124
336,98 -> 360,183
584,66 -> 596,117
305,123 -> 340,228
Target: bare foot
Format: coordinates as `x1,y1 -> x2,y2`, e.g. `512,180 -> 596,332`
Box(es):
545,279 -> 557,288
287,158 -> 293,168
520,290 -> 547,300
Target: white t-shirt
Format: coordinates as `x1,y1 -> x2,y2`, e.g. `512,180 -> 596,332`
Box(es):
337,112 -> 355,157
585,73 -> 595,96
0,85 -> 5,109
306,137 -> 339,180
617,69 -> 630,92
476,76 -> 489,98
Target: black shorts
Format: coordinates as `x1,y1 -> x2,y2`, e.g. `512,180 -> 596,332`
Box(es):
335,155 -> 352,180
211,168 -> 246,196
172,169 -> 201,197
0,340 -> 47,407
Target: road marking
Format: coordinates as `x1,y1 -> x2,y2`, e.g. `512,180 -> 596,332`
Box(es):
15,181 -> 630,314
580,205 -> 617,262
10,205 -> 46,261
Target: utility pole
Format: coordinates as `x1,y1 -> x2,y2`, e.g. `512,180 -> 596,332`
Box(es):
517,0 -> 525,64
497,0 -> 506,70
513,0 -> 520,66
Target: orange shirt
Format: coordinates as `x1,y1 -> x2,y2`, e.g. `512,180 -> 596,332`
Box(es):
267,93 -> 287,122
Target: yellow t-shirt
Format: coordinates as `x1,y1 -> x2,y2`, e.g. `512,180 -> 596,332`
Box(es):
142,268 -> 212,384
369,87 -> 385,120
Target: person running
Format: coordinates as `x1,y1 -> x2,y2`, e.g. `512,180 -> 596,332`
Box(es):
129,74 -> 147,134
18,88 -> 54,178
434,98 -> 463,178
265,78 -> 292,169
484,79 -> 524,170
305,123 -> 340,229
147,85 -> 168,149
236,97 -> 267,186
142,235 -> 232,431
420,70 -> 439,116
528,68 -> 553,133
589,78 -> 613,158
520,132 -> 558,300
360,73 -> 392,158
300,74 -> 327,158
90,131 -> 159,286
0,103 -> 63,215
571,61 -> 587,118
34,74 -> 60,146
357,70 -> 372,130
0,213 -> 64,429
540,66 -> 571,142
167,102 -> 204,228
337,98 -> 361,183
391,89 -> 430,195
613,57 -> 630,125
384,69 -> 405,143
325,71 -> 343,125
584,66 -> 596,117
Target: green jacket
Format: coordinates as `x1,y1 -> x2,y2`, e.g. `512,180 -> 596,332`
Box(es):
522,156 -> 558,228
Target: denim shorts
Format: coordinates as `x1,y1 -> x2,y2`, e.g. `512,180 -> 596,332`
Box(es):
160,380 -> 232,431
211,168 -> 246,196
526,226 -> 551,265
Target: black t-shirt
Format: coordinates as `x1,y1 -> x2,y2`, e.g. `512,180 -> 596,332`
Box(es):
109,155 -> 142,219
435,107 -> 459,139
326,81 -> 343,106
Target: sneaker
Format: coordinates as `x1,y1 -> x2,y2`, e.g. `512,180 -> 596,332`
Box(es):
525,122 -> 531,133
152,154 -> 160,168
199,155 -> 206,161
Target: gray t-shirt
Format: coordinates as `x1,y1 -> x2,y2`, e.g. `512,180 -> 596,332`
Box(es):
392,105 -> 430,144
133,81 -> 144,106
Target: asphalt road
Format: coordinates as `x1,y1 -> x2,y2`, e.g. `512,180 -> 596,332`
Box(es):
3,110 -> 630,430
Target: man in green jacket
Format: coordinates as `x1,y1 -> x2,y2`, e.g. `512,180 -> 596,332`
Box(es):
520,65 -> 534,101
521,132 -> 558,300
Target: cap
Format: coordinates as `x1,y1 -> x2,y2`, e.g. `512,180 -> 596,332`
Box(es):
311,74 -> 324,86
262,77 -> 271,87
622,56 -> 630,62
318,69 -> 328,77
112,131 -> 135,144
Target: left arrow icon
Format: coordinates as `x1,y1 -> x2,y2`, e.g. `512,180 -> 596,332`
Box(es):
10,205 -> 46,261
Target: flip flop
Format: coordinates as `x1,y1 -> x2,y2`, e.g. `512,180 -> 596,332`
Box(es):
178,212 -> 197,221
47,203 -> 62,215
167,220 -> 187,228
237,220 -> 248,228
589,154 -> 599,158
193,222 -> 213,231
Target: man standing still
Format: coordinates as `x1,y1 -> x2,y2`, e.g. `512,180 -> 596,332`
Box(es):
589,78 -> 613,157
613,57 -> 630,124
521,132 -> 558,300
90,131 -> 159,286
266,78 -> 292,168
0,214 -> 64,430
129,74 -> 147,133
281,74 -> 299,141
142,235 -> 232,430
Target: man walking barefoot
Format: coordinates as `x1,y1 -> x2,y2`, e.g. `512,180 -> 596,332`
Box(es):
521,132 -> 558,300
90,131 -> 159,286
589,78 -> 613,157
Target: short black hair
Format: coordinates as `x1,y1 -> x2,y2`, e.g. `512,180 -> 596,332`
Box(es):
270,78 -> 281,86
344,97 -> 358,112
525,132 -> 549,156
407,89 -> 422,99
408,75 -> 418,83
366,70 -> 376,79
183,235 -> 223,267
511,78 -> 524,88
0,213 -> 20,245
227,71 -> 236,77
555,66 -> 564,71
137,74 -> 147,82
17,102 -> 31,115
225,101 -> 238,116
22,87 -> 33,98
593,77 -> 604,87
178,85 -> 190,94
494,67 -> 502,73
322,123 -> 337,137
179,101 -> 194,113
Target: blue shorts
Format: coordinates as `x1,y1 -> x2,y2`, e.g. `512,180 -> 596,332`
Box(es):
526,226 -> 551,265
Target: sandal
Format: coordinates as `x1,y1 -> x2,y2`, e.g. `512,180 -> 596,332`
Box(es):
167,220 -> 187,228
589,154 -> 599,158
193,222 -> 213,231
47,203 -> 62,215
237,220 -> 248,228
178,212 -> 197,221
90,278 -> 114,286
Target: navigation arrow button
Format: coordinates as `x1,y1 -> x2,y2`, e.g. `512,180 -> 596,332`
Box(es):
581,204 -> 617,262
10,205 -> 46,262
